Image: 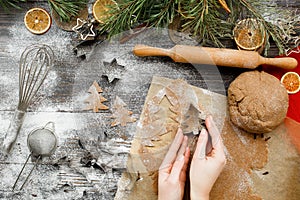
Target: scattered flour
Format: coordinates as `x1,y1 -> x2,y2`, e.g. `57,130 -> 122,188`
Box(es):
7,18 -> 73,62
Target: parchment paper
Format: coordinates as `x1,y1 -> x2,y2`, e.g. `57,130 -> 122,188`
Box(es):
115,76 -> 300,200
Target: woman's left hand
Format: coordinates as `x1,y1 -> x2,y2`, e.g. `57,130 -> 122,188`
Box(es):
158,128 -> 190,200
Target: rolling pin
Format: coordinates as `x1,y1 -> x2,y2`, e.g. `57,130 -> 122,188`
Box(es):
133,44 -> 298,70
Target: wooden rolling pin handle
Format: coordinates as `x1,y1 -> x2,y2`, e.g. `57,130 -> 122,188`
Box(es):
133,44 -> 201,63
133,44 -> 170,57
262,57 -> 298,70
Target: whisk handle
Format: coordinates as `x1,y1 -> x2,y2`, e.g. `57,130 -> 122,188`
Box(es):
2,110 -> 26,155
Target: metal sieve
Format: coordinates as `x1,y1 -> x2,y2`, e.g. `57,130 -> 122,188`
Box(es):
12,122 -> 57,191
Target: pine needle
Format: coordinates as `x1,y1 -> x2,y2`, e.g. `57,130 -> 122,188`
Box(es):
0,0 -> 26,10
48,0 -> 88,22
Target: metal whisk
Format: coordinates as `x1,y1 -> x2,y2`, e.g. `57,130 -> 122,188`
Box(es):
2,44 -> 54,154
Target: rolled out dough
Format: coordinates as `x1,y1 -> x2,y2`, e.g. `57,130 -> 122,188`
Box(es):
115,76 -> 300,200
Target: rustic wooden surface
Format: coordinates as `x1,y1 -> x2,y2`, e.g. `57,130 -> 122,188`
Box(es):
0,1 -> 299,199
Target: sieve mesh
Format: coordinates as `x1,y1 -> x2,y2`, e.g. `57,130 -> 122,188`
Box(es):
27,128 -> 57,156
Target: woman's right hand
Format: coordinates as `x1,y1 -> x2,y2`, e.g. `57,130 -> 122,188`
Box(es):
189,116 -> 226,200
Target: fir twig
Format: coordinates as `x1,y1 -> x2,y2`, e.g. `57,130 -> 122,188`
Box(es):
48,0 -> 88,22
180,0 -> 233,47
0,0 -> 26,10
100,0 -> 146,37
100,0 -> 177,38
145,0 -> 176,27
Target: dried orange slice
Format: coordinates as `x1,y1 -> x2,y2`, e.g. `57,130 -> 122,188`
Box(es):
24,8 -> 51,35
233,18 -> 266,53
92,0 -> 117,24
281,72 -> 300,94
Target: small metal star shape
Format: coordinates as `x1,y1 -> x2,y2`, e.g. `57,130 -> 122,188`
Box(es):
102,58 -> 125,83
72,18 -> 96,41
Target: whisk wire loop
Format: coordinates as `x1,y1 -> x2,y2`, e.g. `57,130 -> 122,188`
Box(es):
18,44 -> 53,110
22,50 -> 43,106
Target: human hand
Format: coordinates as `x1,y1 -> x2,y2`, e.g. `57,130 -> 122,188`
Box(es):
158,128 -> 190,200
190,116 -> 226,200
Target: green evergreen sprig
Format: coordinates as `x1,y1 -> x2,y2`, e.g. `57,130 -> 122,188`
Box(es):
100,0 -> 297,55
101,0 -> 179,37
101,0 -> 234,47
0,0 -> 26,10
48,0 -> 88,22
145,0 -> 176,27
100,0 -> 146,37
180,0 -> 233,47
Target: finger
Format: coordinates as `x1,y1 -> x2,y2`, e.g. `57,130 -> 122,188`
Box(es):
160,128 -> 184,169
176,135 -> 188,161
194,128 -> 209,160
169,147 -> 187,182
206,115 -> 225,158
185,147 -> 190,162
180,147 -> 190,180
168,135 -> 188,179
159,164 -> 173,182
206,115 -> 221,149
179,147 -> 190,182
206,130 -> 213,154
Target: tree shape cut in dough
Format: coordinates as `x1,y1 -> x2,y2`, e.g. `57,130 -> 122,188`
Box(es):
138,120 -> 168,147
84,81 -> 109,112
111,96 -> 136,127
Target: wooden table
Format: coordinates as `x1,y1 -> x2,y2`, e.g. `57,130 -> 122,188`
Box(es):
0,1 -> 299,199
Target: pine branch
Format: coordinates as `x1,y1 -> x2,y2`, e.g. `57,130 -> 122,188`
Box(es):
48,0 -> 88,22
180,0 -> 233,47
101,0 -> 233,45
0,0 -> 26,10
100,0 -> 148,37
145,0 -> 176,27
100,0 -> 177,38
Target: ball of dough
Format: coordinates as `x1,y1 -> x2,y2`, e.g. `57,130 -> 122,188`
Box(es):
228,71 -> 288,133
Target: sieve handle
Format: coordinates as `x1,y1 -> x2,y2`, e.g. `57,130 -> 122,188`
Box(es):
43,121 -> 55,132
2,109 -> 26,155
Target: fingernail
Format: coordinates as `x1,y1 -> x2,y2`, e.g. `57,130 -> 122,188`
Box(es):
198,148 -> 206,160
200,128 -> 207,137
198,151 -> 206,160
206,115 -> 213,129
178,128 -> 183,134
